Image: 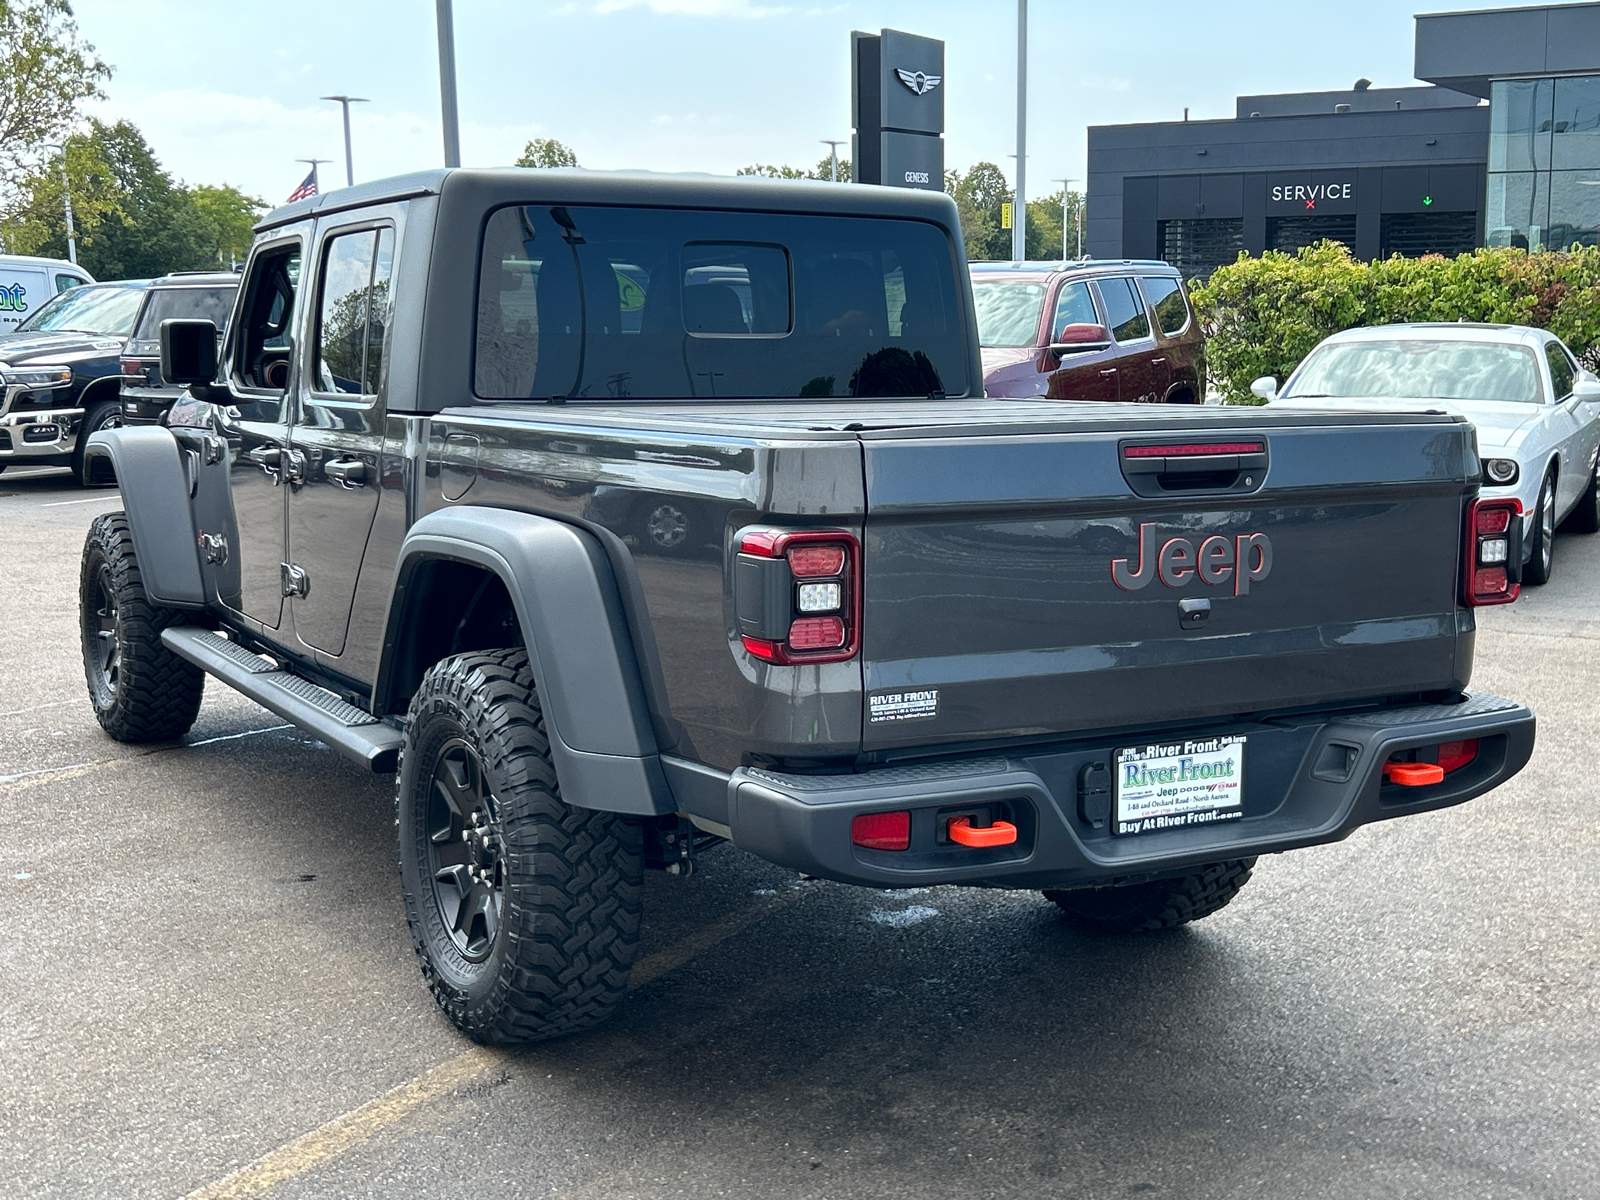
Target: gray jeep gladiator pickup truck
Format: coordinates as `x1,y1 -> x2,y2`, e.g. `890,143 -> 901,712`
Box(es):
77,169 -> 1536,1044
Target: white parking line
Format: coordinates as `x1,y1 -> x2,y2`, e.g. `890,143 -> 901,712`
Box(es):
0,698 -> 78,718
39,494 -> 121,507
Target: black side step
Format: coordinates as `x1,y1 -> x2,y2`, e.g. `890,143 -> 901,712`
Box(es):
161,627 -> 402,772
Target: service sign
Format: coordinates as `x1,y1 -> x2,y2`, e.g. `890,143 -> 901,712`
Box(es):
1114,735 -> 1245,836
1267,175 -> 1357,214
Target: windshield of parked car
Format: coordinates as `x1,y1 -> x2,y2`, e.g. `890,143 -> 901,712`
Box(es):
475,205 -> 969,400
1283,339 -> 1544,404
130,285 -> 237,340
15,284 -> 146,336
971,279 -> 1045,347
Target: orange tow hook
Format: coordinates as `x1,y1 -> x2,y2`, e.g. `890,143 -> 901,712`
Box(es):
948,816 -> 1018,848
1383,760 -> 1445,787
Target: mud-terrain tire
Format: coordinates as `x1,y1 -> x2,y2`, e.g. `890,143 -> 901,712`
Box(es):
73,399 -> 122,486
397,649 -> 643,1044
1043,858 -> 1256,933
79,512 -> 205,742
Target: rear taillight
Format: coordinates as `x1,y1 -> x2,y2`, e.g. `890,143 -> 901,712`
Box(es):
1465,498 -> 1521,607
735,528 -> 861,665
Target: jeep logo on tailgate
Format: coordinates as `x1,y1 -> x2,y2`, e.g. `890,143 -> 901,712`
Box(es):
1112,523 -> 1273,596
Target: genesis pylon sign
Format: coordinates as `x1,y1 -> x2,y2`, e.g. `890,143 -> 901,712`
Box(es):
852,29 -> 945,191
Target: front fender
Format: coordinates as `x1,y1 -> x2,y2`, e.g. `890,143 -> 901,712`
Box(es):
84,427 -> 204,608
377,506 -> 673,816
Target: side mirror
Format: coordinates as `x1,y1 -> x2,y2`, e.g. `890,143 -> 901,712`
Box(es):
1250,376 -> 1278,401
1048,323 -> 1114,355
1572,376 -> 1600,401
161,318 -> 220,387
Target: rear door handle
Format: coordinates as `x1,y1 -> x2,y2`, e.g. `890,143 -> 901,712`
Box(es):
1100,369 -> 1118,377
325,458 -> 367,488
1150,357 -> 1167,365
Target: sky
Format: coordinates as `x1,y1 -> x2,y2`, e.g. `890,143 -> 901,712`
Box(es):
72,0 -> 1519,208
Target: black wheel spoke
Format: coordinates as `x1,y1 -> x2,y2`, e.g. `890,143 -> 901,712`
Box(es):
423,738 -> 505,964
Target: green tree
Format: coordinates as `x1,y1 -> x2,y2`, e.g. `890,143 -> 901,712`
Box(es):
515,137 -> 578,168
947,162 -> 1011,262
736,163 -> 809,179
813,152 -> 850,182
5,119 -> 265,274
0,0 -> 110,189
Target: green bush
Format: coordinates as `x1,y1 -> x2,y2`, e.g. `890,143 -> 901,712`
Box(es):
1189,241 -> 1600,403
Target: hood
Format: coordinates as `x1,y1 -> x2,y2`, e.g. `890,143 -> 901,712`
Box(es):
1268,395 -> 1544,449
0,329 -> 126,366
981,345 -> 1038,375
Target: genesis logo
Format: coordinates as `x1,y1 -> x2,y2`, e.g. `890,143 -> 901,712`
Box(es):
895,68 -> 942,96
1112,523 -> 1273,597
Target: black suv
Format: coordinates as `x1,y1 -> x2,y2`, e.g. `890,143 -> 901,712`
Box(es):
119,272 -> 239,425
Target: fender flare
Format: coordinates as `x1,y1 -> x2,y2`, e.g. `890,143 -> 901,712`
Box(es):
84,427 -> 205,608
377,506 -> 673,816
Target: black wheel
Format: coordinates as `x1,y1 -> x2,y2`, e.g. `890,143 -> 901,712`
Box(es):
638,499 -> 695,555
73,399 -> 122,487
397,649 -> 643,1044
1524,471 -> 1557,585
79,512 -> 205,742
1561,458 -> 1600,534
1043,858 -> 1256,933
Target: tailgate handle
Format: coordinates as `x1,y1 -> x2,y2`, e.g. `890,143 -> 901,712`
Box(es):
1121,440 -> 1268,495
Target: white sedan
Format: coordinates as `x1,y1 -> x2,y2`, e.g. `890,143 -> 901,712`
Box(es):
1255,323 -> 1600,585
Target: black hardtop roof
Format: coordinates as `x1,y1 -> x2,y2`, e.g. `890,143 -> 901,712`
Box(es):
256,167 -> 962,233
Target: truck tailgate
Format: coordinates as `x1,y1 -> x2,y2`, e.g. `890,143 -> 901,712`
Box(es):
859,413 -> 1474,750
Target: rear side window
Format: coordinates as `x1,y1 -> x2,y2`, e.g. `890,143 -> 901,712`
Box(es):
1545,341 -> 1575,400
315,227 -> 395,397
1096,277 -> 1150,343
1140,276 -> 1189,336
1051,281 -> 1098,337
131,286 -> 237,340
54,274 -> 83,294
475,204 -> 968,400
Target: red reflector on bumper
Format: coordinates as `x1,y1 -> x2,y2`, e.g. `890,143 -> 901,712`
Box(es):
1437,739 -> 1479,773
852,811 -> 910,851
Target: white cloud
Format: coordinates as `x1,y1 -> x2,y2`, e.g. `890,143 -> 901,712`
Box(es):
592,0 -> 792,16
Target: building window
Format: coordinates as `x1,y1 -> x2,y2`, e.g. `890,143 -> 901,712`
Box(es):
1158,218 -> 1244,278
1380,212 -> 1479,259
1488,74 -> 1600,251
1267,215 -> 1356,255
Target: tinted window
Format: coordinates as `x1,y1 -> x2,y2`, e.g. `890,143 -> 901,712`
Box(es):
131,285 -> 237,340
1140,276 -> 1188,336
314,228 -> 394,397
53,274 -> 83,295
1284,340 -> 1542,404
1546,341 -> 1575,400
1096,277 -> 1150,342
1051,281 -> 1098,337
972,280 -> 1045,347
15,284 -> 145,335
475,205 -> 967,399
232,243 -> 301,396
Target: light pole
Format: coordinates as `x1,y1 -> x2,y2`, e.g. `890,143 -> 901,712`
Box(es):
820,139 -> 845,182
436,0 -> 462,168
41,142 -> 76,264
1013,0 -> 1028,261
321,95 -> 369,187
1055,177 -> 1078,260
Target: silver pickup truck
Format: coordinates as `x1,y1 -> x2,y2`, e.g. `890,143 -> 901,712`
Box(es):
78,169 -> 1535,1044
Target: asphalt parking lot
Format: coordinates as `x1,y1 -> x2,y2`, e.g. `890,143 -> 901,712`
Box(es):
2,464 -> 1597,1200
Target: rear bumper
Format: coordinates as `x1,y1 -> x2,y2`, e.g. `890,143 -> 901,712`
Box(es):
717,691 -> 1535,890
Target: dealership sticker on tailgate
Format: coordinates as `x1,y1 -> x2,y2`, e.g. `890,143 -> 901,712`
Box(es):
869,689 -> 939,723
1114,735 -> 1245,835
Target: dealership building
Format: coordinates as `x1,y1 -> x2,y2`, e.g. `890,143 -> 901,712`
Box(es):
1085,1 -> 1600,274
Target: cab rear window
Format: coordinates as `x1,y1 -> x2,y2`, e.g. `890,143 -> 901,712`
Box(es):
474,204 -> 968,400
131,285 -> 237,339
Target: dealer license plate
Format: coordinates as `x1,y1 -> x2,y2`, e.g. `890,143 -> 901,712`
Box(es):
1113,735 -> 1246,836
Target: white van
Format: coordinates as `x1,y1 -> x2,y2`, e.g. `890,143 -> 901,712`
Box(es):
0,254 -> 95,333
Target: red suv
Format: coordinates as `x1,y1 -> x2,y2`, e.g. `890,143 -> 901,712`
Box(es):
973,261 -> 1206,403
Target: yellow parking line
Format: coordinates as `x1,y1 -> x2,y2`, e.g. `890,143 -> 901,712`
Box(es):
176,888 -> 800,1199
179,1049 -> 504,1200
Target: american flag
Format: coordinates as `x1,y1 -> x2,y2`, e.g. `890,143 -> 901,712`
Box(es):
286,167 -> 318,203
